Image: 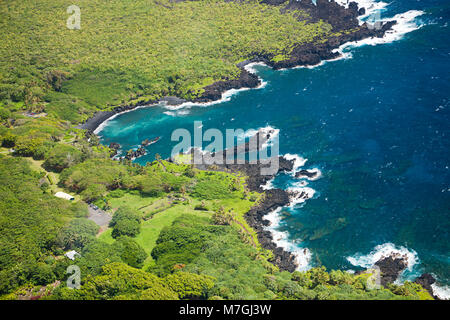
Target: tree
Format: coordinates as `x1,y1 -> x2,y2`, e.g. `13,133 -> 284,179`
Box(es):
165,272 -> 215,299
30,262 -> 56,286
43,144 -> 82,172
113,236 -> 148,268
0,132 -> 16,148
14,136 -> 46,156
76,240 -> 123,277
112,219 -> 141,239
184,165 -> 195,178
110,206 -> 141,227
0,157 -> 88,294
46,70 -> 70,91
81,183 -> 107,202
212,207 -> 234,225
50,262 -> 179,300
59,218 -> 99,250
0,107 -> 11,121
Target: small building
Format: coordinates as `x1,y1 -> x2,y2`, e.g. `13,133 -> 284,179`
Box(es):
64,250 -> 80,260
55,191 -> 75,201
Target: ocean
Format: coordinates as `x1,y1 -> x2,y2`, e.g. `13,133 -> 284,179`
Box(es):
97,0 -> 450,297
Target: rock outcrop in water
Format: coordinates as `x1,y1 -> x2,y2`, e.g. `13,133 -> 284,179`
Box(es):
374,254 -> 409,287
414,273 -> 439,299
373,253 -> 440,299
245,189 -> 298,272
174,128 -> 308,271
125,146 -> 146,160
295,169 -> 319,179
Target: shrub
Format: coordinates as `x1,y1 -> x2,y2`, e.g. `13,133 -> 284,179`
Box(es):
110,206 -> 141,227
0,132 -> 16,147
14,136 -> 46,156
43,144 -> 82,172
113,236 -> 148,268
165,272 -> 215,299
108,189 -> 126,198
58,218 -> 99,250
112,219 -> 141,239
0,107 -> 11,120
50,262 -> 179,300
46,70 -> 70,91
30,262 -> 56,286
81,183 -> 107,202
32,141 -> 55,160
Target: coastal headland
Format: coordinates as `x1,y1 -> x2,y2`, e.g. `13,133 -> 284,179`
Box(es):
80,0 -> 435,290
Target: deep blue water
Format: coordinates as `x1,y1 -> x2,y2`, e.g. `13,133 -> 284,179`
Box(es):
99,1 -> 450,287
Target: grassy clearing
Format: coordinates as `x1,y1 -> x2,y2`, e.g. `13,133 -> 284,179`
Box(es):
23,156 -> 82,201
99,200 -> 213,268
107,191 -> 157,213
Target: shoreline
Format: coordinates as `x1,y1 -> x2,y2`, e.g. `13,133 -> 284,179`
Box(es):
78,0 -> 398,133
76,1 -> 431,280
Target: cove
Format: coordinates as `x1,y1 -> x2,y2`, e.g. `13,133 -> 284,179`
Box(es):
98,0 -> 450,291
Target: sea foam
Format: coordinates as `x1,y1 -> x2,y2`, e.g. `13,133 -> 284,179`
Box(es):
161,63 -> 268,113
292,4 -> 425,69
259,151 -> 320,271
336,10 -> 425,53
431,283 -> 450,300
295,168 -> 323,181
283,153 -> 308,170
346,242 -> 419,271
96,2 -> 425,136
264,208 -> 312,271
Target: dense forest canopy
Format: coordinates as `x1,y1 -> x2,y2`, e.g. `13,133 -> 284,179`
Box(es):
0,0 -> 332,122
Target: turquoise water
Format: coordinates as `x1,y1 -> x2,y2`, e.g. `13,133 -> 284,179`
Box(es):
99,1 -> 450,287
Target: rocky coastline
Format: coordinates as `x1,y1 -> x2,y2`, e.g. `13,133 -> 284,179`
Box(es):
178,127 -> 307,272
184,131 -> 441,291
210,159 -> 301,272
372,253 -> 439,298
245,188 -> 298,272
75,0 -> 431,284
77,0 -> 396,133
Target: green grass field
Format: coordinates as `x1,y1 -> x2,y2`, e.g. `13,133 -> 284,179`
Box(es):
107,191 -> 157,212
99,200 -> 213,268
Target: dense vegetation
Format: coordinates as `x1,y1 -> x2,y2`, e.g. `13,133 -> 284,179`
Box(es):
0,0 -> 332,123
145,214 -> 431,300
0,0 -> 436,301
0,148 -> 433,300
0,156 -> 87,294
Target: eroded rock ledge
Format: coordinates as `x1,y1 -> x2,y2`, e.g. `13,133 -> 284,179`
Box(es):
374,253 -> 440,299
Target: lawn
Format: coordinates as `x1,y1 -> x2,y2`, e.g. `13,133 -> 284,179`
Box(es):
107,191 -> 157,213
24,156 -> 82,201
99,199 -> 213,268
99,166 -> 264,266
